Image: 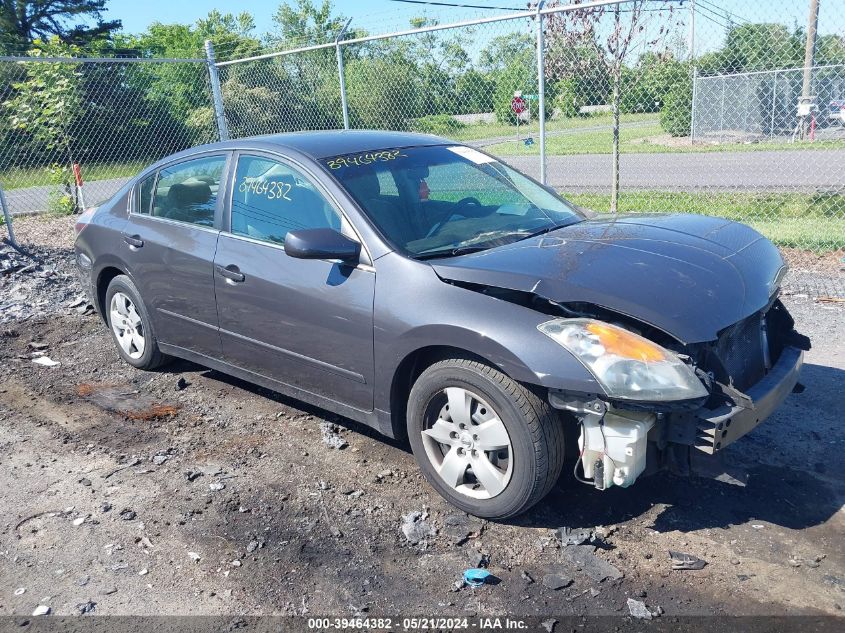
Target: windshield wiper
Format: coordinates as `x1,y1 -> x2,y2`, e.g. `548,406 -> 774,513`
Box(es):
415,244 -> 493,260
516,218 -> 581,241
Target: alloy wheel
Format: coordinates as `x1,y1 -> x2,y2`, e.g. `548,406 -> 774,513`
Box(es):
421,386 -> 513,499
109,291 -> 146,360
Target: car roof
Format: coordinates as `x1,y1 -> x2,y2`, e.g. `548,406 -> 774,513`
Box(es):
183,130 -> 451,161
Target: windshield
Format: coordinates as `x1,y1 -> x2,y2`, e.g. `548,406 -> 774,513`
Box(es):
321,145 -> 582,258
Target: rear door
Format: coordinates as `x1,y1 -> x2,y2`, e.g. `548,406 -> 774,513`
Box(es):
121,152 -> 230,358
213,152 -> 375,411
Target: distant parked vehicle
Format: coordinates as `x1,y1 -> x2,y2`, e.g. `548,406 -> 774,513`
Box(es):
829,99 -> 845,126
74,130 -> 809,518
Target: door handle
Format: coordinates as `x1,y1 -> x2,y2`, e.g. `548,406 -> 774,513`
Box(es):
216,264 -> 245,283
123,234 -> 144,248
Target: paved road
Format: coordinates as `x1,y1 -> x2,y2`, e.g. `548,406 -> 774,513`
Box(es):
4,147 -> 844,215
503,148 -> 845,193
4,177 -> 130,215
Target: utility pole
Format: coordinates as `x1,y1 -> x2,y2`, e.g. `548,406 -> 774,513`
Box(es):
687,0 -> 695,61
799,0 -> 820,138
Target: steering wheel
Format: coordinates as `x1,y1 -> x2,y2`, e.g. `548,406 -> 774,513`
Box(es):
456,196 -> 482,208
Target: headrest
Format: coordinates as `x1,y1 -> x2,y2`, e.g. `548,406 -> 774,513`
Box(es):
167,182 -> 212,206
342,166 -> 381,200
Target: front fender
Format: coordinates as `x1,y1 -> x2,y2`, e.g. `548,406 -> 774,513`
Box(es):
372,254 -> 602,413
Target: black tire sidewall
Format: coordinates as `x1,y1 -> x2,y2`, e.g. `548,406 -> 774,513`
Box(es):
407,363 -> 541,519
104,275 -> 159,369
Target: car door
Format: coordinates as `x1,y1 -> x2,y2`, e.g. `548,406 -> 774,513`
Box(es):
121,152 -> 230,358
214,152 -> 375,412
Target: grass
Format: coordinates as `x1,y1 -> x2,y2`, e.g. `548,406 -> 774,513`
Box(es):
446,112 -> 658,142
489,122 -> 845,156
0,160 -> 147,190
562,190 -> 845,251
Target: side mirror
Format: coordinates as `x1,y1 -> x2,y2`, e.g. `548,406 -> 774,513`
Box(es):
284,228 -> 361,263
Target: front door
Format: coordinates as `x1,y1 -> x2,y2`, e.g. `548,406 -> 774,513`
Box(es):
213,153 -> 375,412
121,153 -> 229,358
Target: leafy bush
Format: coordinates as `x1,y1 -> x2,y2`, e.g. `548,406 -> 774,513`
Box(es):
409,115 -> 466,136
660,81 -> 693,137
553,79 -> 579,118
45,163 -> 76,215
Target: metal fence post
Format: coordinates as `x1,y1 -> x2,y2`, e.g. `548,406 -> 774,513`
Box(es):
0,185 -> 16,247
770,70 -> 778,139
535,2 -> 546,185
690,67 -> 698,143
336,18 -> 353,130
204,40 -> 230,141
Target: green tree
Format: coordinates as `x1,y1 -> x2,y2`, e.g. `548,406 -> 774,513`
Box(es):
4,37 -> 82,164
0,0 -> 120,53
3,37 -> 82,211
269,0 -> 345,48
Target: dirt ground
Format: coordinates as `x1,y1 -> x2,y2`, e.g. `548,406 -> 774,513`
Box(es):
1,216 -> 844,620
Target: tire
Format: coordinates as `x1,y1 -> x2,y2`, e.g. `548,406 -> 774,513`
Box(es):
407,358 -> 565,519
104,274 -> 169,370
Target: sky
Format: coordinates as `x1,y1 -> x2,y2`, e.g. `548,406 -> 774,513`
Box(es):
101,0 -> 841,56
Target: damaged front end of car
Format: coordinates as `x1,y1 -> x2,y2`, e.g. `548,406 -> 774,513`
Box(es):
543,298 -> 810,491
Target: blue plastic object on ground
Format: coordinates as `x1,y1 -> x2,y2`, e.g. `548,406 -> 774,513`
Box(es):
463,568 -> 492,587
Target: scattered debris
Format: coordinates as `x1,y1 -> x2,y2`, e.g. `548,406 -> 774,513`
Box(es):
209,482 -> 226,491
468,551 -> 489,569
627,598 -> 652,619
556,526 -> 594,546
400,510 -> 436,545
669,550 -> 707,571
32,605 -> 50,617
540,619 -> 557,633
442,513 -> 484,545
32,356 -> 59,367
320,422 -> 348,449
463,568 -> 492,588
152,454 -> 169,466
76,600 -> 96,614
542,565 -> 574,590
560,545 -> 624,582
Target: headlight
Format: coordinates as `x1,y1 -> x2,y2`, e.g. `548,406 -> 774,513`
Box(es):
538,318 -> 708,402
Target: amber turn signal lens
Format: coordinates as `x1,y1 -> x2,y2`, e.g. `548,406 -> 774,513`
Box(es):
585,322 -> 666,362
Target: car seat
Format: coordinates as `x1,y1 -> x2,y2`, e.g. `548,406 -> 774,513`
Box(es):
164,181 -> 213,223
343,166 -> 415,247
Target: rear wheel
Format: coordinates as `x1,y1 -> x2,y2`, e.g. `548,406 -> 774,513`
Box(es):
407,358 -> 565,519
105,275 -> 168,370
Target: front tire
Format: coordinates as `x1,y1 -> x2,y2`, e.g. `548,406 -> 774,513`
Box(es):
105,275 -> 168,370
407,358 -> 565,519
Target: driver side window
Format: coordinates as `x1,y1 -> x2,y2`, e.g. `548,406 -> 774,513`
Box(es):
152,155 -> 226,227
230,155 -> 341,245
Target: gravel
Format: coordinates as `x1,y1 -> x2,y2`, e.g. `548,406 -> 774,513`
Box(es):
1,215 -> 842,617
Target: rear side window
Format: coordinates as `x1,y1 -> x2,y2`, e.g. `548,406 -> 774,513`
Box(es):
152,155 -> 226,227
135,173 -> 155,215
230,155 -> 340,245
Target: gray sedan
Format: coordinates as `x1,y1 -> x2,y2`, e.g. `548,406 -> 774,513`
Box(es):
74,131 -> 808,518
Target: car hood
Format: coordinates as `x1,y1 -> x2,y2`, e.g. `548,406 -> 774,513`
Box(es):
430,214 -> 786,344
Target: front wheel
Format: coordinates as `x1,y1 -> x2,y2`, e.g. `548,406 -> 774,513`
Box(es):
407,358 -> 565,519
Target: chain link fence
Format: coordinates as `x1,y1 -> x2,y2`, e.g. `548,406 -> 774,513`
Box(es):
2,0 -> 843,298
0,56 -> 217,216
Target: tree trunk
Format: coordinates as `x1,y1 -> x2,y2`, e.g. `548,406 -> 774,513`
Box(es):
610,67 -> 621,214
